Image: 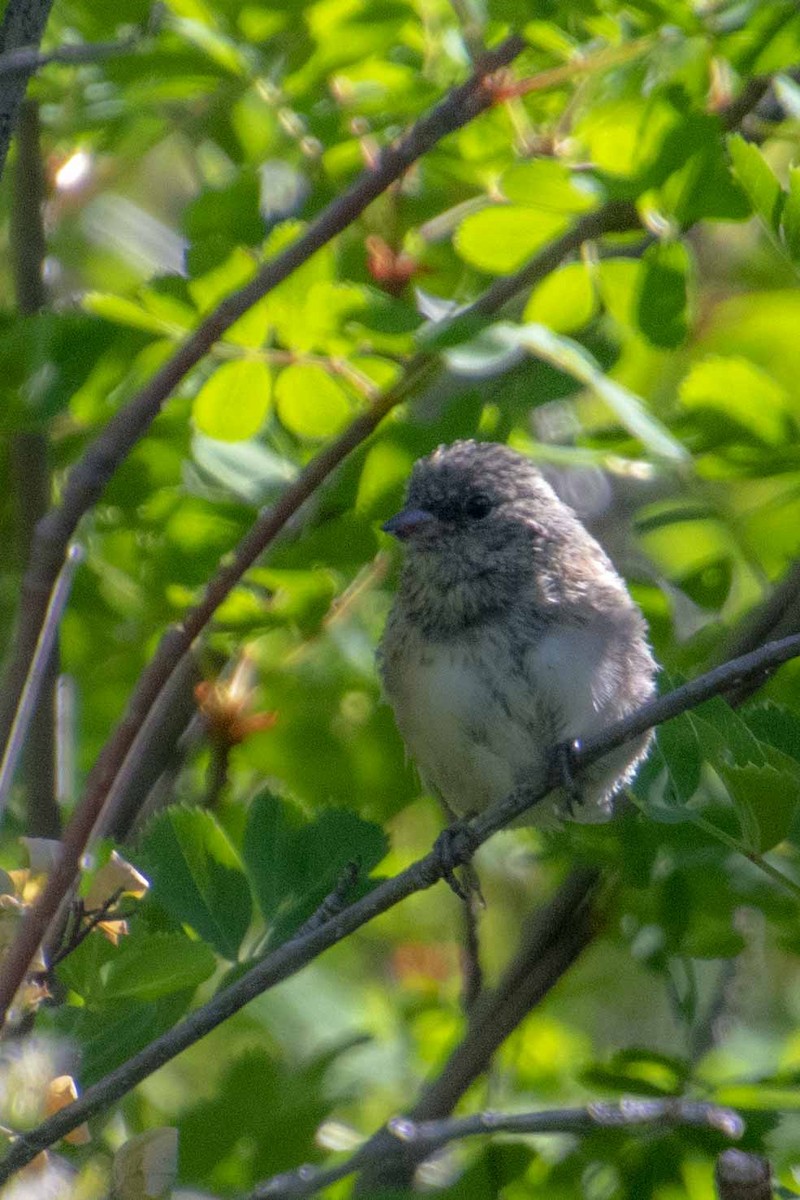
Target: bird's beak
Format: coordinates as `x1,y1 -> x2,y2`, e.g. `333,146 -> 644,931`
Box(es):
382,507 -> 435,541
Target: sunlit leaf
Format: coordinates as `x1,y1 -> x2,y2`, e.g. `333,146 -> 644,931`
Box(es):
454,207 -> 569,274
728,134 -> 784,235
523,263 -> 598,333
275,363 -> 351,439
679,356 -> 790,445
193,359 -> 272,441
500,160 -> 600,213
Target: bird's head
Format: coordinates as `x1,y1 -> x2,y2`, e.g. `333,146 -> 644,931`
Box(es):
383,441 -> 574,631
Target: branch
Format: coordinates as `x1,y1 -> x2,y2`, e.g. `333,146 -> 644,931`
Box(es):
0,546 -> 82,825
3,632 -> 800,1178
715,1149 -> 773,1200
0,53 -> 774,1043
0,198 -> 641,1032
0,0 -> 56,180
256,1100 -> 744,1199
10,98 -> 60,836
352,866 -> 602,1195
0,34 -> 138,77
0,31 -> 526,760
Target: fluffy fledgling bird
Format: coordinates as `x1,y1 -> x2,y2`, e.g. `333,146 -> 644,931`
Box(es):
379,440 -> 657,827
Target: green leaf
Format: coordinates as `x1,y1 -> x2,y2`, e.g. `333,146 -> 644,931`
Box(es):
492,322 -> 689,461
687,697 -> 800,851
522,263 -> 598,334
681,917 -> 746,959
781,166 -> 800,261
192,360 -> 272,441
636,241 -> 691,348
137,807 -> 252,960
190,435 -> 298,506
99,933 -> 216,1002
242,791 -> 387,943
581,1048 -> 688,1097
714,760 -> 800,854
678,356 -> 789,445
454,207 -> 569,274
741,700 -> 800,764
177,1049 -> 331,1188
655,715 -> 702,805
275,363 -> 351,439
689,696 -> 768,768
247,567 -> 337,635
53,994 -> 193,1086
82,293 -> 186,337
500,160 -> 600,213
728,134 -> 785,235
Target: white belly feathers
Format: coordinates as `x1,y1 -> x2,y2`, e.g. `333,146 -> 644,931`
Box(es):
385,619 -> 618,821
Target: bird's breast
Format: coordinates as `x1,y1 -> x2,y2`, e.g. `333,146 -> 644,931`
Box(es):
381,626 -> 553,817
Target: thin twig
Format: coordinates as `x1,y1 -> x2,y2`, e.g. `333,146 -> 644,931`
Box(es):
0,545 -> 82,824
3,634 -> 800,1178
293,862 -> 361,938
203,742 -> 230,810
0,33 -> 138,77
256,1099 -> 744,1199
0,199 -> 640,1033
352,866 -> 601,1195
43,888 -> 126,973
0,57 -> 772,1030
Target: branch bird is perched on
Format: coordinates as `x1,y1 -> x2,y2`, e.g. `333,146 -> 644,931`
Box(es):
379,441 -> 657,850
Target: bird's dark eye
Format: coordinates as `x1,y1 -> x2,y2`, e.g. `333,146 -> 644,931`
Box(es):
464,492 -> 492,520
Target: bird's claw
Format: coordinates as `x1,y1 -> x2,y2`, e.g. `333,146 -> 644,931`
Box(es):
555,738 -> 583,818
433,820 -> 481,901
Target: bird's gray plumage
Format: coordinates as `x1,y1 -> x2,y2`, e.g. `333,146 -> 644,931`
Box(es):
378,440 -> 657,823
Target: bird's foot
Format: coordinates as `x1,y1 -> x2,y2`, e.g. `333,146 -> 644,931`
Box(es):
433,819 -> 482,902
554,738 -> 583,819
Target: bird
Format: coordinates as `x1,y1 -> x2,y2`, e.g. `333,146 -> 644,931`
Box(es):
378,440 -> 657,845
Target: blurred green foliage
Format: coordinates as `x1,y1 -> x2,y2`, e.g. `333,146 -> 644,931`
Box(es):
3,0 -> 800,1196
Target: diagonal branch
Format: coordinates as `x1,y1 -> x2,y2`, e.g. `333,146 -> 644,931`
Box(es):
0,31 -> 526,760
351,866 -> 603,1195
2,630 -> 800,1179
0,198 -> 641,1032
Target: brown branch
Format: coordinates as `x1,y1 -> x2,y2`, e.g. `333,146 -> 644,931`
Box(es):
0,0 -> 56,180
0,198 -> 640,1032
0,31 -> 526,761
258,1099 -> 744,1199
3,631 -> 800,1179
352,866 -> 601,1194
715,1149 -> 773,1200
0,52 -> 773,1042
10,99 -> 59,836
718,559 -> 800,706
0,546 -> 82,825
